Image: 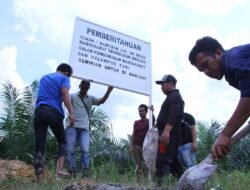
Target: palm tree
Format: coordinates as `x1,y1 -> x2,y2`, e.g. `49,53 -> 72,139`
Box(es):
196,120 -> 222,162
88,107 -> 133,172
229,134 -> 250,170
0,80 -> 38,161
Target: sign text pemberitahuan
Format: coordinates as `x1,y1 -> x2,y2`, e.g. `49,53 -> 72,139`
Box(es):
69,17 -> 151,95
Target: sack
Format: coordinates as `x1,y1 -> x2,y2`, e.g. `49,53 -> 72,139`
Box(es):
142,127 -> 159,172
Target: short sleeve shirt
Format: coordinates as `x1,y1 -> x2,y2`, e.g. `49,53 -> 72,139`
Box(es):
181,113 -> 195,145
36,72 -> 71,116
221,44 -> 250,97
71,92 -> 99,130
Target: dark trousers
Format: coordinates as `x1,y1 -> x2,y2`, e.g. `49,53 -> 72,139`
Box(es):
34,105 -> 67,158
156,130 -> 183,179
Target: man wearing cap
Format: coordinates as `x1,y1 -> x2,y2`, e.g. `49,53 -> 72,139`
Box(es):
155,74 -> 184,187
66,80 -> 113,178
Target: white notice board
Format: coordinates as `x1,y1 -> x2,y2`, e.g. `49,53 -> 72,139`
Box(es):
69,17 -> 151,95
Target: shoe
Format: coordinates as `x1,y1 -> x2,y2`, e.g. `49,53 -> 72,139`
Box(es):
156,177 -> 163,187
56,170 -> 71,179
33,153 -> 45,182
69,167 -> 77,178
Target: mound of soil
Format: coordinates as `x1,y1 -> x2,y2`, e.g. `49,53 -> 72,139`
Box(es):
0,159 -> 35,180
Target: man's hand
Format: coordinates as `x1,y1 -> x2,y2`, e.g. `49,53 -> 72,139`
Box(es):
128,147 -> 134,154
192,142 -> 198,152
160,124 -> 172,145
159,130 -> 170,145
149,105 -> 154,112
211,134 -> 231,160
98,86 -> 113,105
69,113 -> 75,127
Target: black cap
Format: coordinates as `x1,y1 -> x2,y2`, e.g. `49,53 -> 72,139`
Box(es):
155,74 -> 177,85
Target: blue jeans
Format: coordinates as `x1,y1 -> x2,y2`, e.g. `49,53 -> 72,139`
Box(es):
66,127 -> 90,171
178,143 -> 196,168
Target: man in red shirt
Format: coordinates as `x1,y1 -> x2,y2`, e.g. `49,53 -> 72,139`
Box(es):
131,104 -> 154,182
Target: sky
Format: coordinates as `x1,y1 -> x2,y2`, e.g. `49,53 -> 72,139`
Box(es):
1,0 -> 250,140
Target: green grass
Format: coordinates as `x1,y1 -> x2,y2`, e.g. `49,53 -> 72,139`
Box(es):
1,165 -> 250,190
205,169 -> 250,190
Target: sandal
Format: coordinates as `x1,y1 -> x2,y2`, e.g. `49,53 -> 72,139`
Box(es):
56,170 -> 71,179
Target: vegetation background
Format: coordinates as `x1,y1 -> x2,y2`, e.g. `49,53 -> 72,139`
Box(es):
1,81 -> 250,190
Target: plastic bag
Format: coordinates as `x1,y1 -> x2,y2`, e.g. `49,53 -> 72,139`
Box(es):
142,127 -> 159,172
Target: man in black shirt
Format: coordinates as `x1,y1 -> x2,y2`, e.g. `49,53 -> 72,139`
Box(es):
178,112 -> 197,168
155,74 -> 184,187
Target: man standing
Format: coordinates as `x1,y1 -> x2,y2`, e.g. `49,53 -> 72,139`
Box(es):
188,36 -> 250,160
34,63 -> 75,181
131,104 -> 154,182
66,80 -> 113,178
155,74 -> 184,187
178,112 -> 197,168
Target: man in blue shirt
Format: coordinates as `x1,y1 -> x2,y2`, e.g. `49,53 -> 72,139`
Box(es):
188,36 -> 250,160
34,63 -> 75,181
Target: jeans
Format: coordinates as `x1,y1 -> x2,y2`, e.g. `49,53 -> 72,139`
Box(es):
66,127 -> 90,171
34,104 -> 66,157
178,143 -> 196,168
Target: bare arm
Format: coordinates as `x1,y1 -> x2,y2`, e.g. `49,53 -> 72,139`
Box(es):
149,105 -> 156,125
129,123 -> 137,153
98,86 -> 113,105
212,97 -> 250,159
221,97 -> 250,137
131,130 -> 135,146
190,125 -> 197,151
61,86 -> 75,126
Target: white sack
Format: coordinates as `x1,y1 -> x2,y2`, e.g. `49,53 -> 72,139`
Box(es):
142,127 -> 159,172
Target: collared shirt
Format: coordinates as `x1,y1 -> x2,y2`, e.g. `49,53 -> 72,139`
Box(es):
221,44 -> 250,97
156,89 -> 184,139
71,92 -> 99,130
